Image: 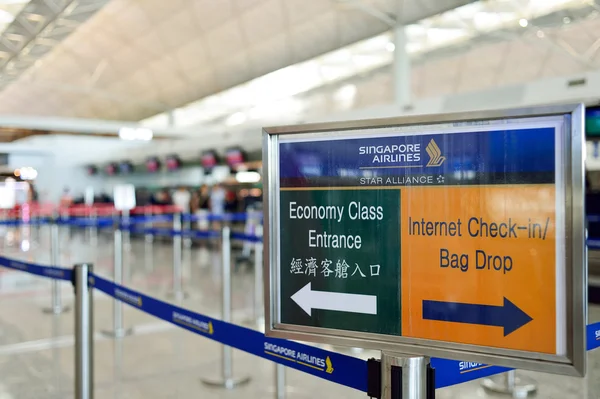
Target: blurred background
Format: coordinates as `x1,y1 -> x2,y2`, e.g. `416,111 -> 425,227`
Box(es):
0,0 -> 599,208
0,2 -> 598,397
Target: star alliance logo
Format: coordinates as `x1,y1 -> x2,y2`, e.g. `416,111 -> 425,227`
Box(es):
426,139 -> 446,167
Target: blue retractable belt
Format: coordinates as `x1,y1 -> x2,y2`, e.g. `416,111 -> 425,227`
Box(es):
0,254 -> 599,392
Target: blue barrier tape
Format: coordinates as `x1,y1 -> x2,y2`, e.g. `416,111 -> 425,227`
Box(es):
587,322 -> 600,351
91,275 -> 367,391
183,229 -> 220,239
0,252 -> 597,390
183,213 -> 262,222
432,358 -> 510,388
123,225 -> 221,239
230,232 -> 262,243
128,226 -> 179,237
57,217 -> 114,228
128,214 -> 174,224
91,275 -> 600,391
0,256 -> 72,281
0,218 -> 51,226
588,239 -> 600,250
588,215 -> 600,223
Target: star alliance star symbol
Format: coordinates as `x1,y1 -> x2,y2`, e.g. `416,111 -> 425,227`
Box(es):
437,175 -> 445,184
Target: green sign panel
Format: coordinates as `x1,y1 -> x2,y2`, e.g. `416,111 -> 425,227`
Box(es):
280,189 -> 400,335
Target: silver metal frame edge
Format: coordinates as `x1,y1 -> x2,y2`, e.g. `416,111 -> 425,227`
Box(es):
262,104 -> 587,377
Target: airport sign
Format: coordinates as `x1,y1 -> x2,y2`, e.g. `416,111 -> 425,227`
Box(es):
263,105 -> 586,376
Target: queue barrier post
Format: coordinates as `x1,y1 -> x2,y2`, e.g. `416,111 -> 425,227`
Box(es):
183,212 -> 192,248
89,208 -> 98,246
144,207 -> 154,243
43,220 -> 70,314
73,263 -> 94,399
275,364 -> 286,399
168,213 -> 188,300
201,226 -> 251,389
102,225 -> 133,339
481,370 -> 537,397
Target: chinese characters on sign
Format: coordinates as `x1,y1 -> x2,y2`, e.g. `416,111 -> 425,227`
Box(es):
290,258 -> 380,279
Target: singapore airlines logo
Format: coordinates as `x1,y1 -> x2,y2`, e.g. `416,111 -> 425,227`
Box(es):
425,139 -> 445,167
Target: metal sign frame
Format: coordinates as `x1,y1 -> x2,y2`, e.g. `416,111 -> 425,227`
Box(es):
262,104 -> 587,376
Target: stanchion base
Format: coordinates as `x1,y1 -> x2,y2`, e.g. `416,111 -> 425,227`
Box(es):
100,328 -> 134,339
42,305 -> 71,315
201,376 -> 251,389
481,376 -> 537,398
166,291 -> 189,301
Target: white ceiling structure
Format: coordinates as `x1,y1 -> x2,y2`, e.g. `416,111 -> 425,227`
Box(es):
137,0 -> 600,133
0,0 -> 597,132
0,0 -> 474,121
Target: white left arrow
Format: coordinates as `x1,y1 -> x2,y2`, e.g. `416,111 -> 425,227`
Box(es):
291,282 -> 377,316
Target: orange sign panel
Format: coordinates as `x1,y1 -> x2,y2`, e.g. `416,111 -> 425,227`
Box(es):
401,185 -> 558,354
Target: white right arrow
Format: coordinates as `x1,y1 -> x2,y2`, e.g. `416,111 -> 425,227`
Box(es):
291,282 -> 377,316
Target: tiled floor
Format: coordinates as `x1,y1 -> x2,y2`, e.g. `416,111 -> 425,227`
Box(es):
0,224 -> 598,398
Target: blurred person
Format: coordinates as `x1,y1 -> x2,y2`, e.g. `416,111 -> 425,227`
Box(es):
199,184 -> 210,211
190,189 -> 200,214
195,185 -> 211,230
209,183 -> 226,216
172,186 -> 191,214
209,183 -> 227,230
151,189 -> 171,206
27,183 -> 38,203
225,189 -> 239,213
59,187 -> 73,207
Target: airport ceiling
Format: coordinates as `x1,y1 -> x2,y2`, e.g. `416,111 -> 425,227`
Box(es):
0,0 -> 597,125
0,0 -> 475,121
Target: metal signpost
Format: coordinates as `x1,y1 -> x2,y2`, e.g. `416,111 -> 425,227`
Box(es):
263,105 -> 587,397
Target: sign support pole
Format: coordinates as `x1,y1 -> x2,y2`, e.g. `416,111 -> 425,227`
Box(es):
381,353 -> 432,399
43,220 -> 70,314
201,226 -> 250,389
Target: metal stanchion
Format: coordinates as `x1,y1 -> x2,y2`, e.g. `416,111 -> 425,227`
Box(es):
481,370 -> 537,397
168,213 -> 188,300
89,209 -> 98,246
43,221 -> 70,314
275,364 -> 286,399
201,226 -> 251,389
144,207 -> 153,243
183,213 -> 192,248
102,227 -> 132,338
74,263 -> 94,399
